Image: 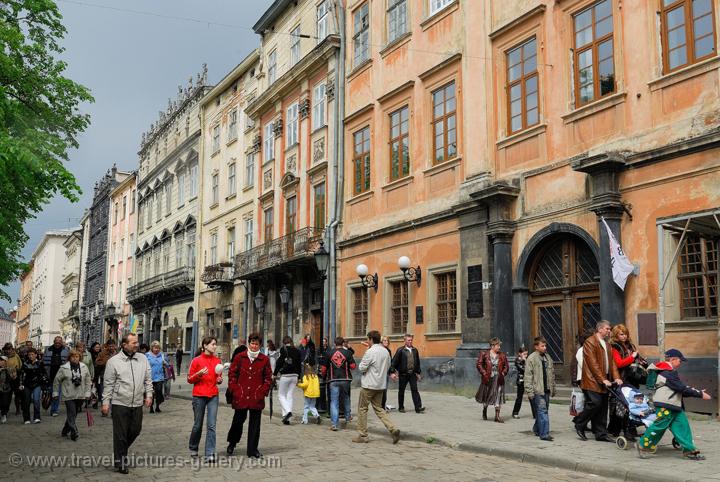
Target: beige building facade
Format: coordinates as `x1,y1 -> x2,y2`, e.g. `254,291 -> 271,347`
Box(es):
59,230 -> 82,343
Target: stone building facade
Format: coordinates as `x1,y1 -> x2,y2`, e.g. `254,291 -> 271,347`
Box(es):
128,67 -> 209,351
16,262 -> 33,344
59,230 -> 82,343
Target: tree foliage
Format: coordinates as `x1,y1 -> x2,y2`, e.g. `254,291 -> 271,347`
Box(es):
0,0 -> 92,301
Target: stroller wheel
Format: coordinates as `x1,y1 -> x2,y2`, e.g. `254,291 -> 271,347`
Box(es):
672,438 -> 681,450
650,445 -> 658,454
616,436 -> 628,450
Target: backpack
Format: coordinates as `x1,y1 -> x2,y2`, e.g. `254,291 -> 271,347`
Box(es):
645,368 -> 659,390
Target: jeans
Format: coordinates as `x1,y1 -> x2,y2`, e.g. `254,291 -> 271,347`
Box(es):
532,393 -> 550,438
23,386 -> 42,421
329,380 -> 351,427
189,396 -> 218,457
303,397 -> 319,423
277,375 -> 298,417
50,385 -> 62,414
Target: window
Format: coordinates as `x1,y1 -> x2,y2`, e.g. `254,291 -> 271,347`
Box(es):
119,239 -> 125,263
211,124 -> 220,153
312,83 -> 326,130
436,272 -> 457,332
389,105 -> 410,180
130,190 -> 136,213
245,153 -> 255,187
678,234 -> 718,319
264,123 -> 275,161
661,0 -> 716,73
573,0 -> 615,107
187,228 -> 196,268
507,38 -> 539,134
211,173 -> 219,205
353,3 -> 370,66
138,204 -> 144,231
164,181 -> 171,212
268,49 -> 277,84
111,242 -> 116,266
432,81 -> 457,164
244,218 -> 254,251
352,287 -> 369,336
154,247 -> 160,274
175,232 -> 184,269
177,171 -> 186,206
264,207 -> 274,242
388,0 -> 408,43
286,103 -> 299,146
122,196 -> 127,220
113,202 -> 118,225
210,233 -> 218,265
317,1 -> 329,43
286,197 -> 297,235
429,0 -> 453,15
227,227 -> 235,261
228,163 -> 236,196
130,234 -> 135,256
163,241 -> 170,270
155,191 -> 161,221
228,109 -> 238,142
352,126 -> 371,195
390,280 -> 409,334
313,182 -> 326,230
190,164 -> 198,198
290,25 -> 301,66
147,194 -> 153,226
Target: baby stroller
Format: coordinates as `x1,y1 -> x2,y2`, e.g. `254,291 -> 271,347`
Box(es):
608,384 -> 681,451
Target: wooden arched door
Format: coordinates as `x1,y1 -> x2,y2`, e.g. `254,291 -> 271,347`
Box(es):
529,236 -> 600,381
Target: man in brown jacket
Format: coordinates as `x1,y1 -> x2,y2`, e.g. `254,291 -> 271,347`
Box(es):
572,320 -> 622,442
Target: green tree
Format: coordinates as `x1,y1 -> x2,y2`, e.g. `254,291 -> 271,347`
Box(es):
0,0 -> 92,301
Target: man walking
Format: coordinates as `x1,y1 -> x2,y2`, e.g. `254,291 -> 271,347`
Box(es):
525,336 -> 555,441
102,334 -> 153,474
637,349 -> 711,460
391,334 -> 425,413
353,330 -> 400,444
175,346 -> 183,375
573,320 -> 622,442
43,336 -> 69,416
321,336 -> 356,431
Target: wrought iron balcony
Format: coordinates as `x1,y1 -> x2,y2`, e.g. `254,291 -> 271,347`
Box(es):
201,262 -> 235,288
234,227 -> 324,280
127,267 -> 195,305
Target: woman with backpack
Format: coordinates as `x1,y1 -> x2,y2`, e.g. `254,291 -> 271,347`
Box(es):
273,336 -> 301,425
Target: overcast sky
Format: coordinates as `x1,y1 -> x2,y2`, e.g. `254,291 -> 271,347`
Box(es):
1,0 -> 272,312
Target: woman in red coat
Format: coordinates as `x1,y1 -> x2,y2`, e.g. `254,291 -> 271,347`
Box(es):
226,333 -> 272,458
475,337 -> 509,423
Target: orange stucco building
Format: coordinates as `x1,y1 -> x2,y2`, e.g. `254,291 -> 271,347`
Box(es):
337,0 -> 719,406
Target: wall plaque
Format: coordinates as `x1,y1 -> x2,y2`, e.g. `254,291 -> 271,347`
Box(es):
467,264 -> 483,318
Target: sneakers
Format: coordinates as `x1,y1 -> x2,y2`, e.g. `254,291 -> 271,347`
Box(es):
51,412 -> 59,417
330,425 -> 338,431
512,414 -> 520,419
24,420 -> 31,425
635,441 -> 653,459
1,415 -> 7,424
352,436 -> 369,443
190,451 -> 199,458
301,420 -> 308,425
33,419 -> 41,424
391,429 -> 401,444
683,450 -> 706,461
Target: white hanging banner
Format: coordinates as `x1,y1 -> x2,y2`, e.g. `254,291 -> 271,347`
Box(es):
602,217 -> 634,290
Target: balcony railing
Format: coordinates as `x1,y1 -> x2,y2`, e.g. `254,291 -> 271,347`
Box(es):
234,227 -> 324,279
127,266 -> 195,304
201,262 -> 235,288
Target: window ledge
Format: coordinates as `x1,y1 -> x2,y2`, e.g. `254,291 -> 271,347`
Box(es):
311,125 -> 328,135
225,193 -> 237,201
664,319 -> 719,332
421,0 -> 460,31
347,58 -> 373,82
648,56 -> 720,92
561,91 -> 627,125
226,136 -> 238,147
177,203 -> 185,209
285,142 -> 299,152
496,123 -> 547,150
307,160 -> 328,177
242,184 -> 254,193
380,31 -> 412,58
347,190 -> 374,206
209,202 -> 219,210
422,156 -> 461,177
210,149 -> 220,158
263,158 -> 275,167
381,175 -> 414,192
343,336 -> 369,343
424,331 -> 462,340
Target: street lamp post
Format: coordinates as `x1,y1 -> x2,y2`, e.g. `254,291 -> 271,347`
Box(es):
254,292 -> 265,345
314,241 -> 330,362
279,285 -> 291,338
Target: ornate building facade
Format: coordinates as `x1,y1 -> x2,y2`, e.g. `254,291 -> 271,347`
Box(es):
59,229 -> 82,343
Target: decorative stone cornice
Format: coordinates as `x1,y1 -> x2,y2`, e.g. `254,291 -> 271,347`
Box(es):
273,118 -> 283,138
299,98 -> 310,119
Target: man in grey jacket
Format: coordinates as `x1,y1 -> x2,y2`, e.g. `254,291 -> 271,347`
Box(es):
102,333 -> 153,474
525,336 -> 555,441
353,330 -> 400,444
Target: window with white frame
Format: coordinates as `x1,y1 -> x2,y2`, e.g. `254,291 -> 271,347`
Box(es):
129,234 -> 135,256
122,196 -> 127,220
130,190 -> 136,213
228,109 -> 238,142
119,238 -> 125,263
353,3 -> 370,67
245,153 -> 255,187
264,123 -> 275,160
290,25 -> 301,66
388,0 -> 408,43
177,171 -> 186,206
228,162 -> 236,196
211,173 -> 219,205
187,227 -> 196,268
317,1 -> 329,43
175,232 -> 184,269
210,232 -> 218,265
429,0 -> 454,16
312,83 -> 326,130
164,181 -> 171,212
268,49 -> 277,84
212,124 -> 221,153
244,218 -> 254,251
227,227 -> 235,261
286,103 -> 299,146
155,191 -> 161,221
189,164 -> 199,198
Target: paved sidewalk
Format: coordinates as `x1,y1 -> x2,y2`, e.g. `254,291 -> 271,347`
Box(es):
168,378 -> 719,482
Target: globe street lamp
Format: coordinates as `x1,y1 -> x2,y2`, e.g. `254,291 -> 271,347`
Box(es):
398,255 -> 421,286
356,263 -> 378,292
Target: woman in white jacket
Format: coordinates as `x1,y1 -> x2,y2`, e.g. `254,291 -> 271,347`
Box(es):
53,350 -> 91,441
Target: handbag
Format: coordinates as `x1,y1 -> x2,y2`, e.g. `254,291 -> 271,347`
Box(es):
41,389 -> 52,410
86,409 -> 94,427
570,388 -> 584,417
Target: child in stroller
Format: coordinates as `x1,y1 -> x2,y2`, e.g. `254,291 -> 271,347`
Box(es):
628,390 -> 656,427
609,384 -> 646,450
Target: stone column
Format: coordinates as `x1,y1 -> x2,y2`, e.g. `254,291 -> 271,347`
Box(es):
489,227 -> 515,352
596,208 -> 625,324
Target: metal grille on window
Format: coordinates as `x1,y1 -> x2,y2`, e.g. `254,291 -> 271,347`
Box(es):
582,302 -> 601,335
391,281 -> 408,334
436,272 -> 457,332
532,242 -> 565,290
538,305 -> 564,362
353,287 -> 368,336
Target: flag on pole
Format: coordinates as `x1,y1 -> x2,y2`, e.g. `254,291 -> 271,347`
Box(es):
602,217 -> 634,290
129,315 -> 139,334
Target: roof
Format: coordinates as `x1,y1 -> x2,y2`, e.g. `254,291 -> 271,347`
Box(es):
253,0 -> 294,34
31,229 -> 78,259
0,307 -> 14,323
201,49 -> 259,106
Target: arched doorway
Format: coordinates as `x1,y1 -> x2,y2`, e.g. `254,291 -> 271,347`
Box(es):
528,235 -> 600,381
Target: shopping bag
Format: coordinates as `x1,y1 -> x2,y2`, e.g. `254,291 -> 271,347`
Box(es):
86,409 -> 94,427
570,388 -> 584,417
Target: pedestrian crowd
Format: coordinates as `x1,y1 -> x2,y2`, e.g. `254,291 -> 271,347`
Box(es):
1,319 -> 712,474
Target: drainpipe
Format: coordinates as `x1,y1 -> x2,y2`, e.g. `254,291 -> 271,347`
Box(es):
324,0 -> 346,344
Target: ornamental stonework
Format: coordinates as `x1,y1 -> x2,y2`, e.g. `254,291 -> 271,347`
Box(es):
263,169 -> 273,190
286,154 -> 297,174
299,98 -> 310,119
313,137 -> 325,164
273,119 -> 283,138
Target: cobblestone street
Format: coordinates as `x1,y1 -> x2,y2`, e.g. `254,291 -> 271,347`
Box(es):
0,397 -> 616,482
